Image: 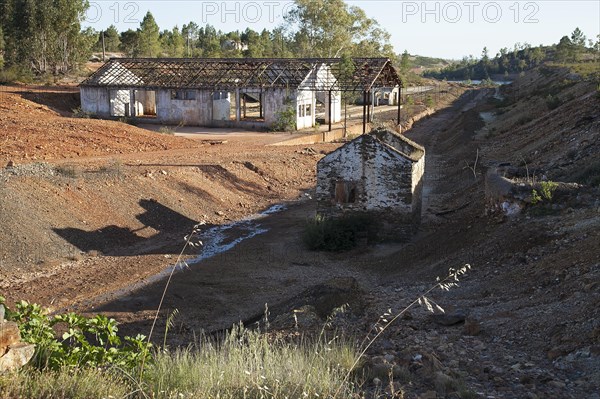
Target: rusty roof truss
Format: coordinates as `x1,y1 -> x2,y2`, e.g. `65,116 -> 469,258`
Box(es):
80,58 -> 402,92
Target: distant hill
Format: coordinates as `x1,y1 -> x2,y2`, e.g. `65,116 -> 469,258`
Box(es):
424,29 -> 599,81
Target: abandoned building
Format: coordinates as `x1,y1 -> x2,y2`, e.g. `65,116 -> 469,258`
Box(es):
79,57 -> 402,131
316,127 -> 425,240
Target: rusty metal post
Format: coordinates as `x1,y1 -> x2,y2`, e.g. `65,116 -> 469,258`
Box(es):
366,90 -> 371,123
328,90 -> 332,132
397,86 -> 402,126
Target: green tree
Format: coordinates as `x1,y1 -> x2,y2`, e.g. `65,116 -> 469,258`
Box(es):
556,35 -> 573,62
570,27 -> 586,48
137,11 -> 161,57
119,29 -> 139,57
182,22 -> 199,56
0,25 -> 5,68
0,0 -> 91,73
241,28 -> 263,57
160,26 -> 185,57
529,45 -> 545,67
197,24 -> 221,57
103,25 -> 121,52
399,50 -> 410,74
569,27 -> 586,61
285,0 -> 391,58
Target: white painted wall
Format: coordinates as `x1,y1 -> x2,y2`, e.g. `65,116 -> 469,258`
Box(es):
212,92 -> 231,121
316,91 -> 342,123
156,89 -> 212,125
296,90 -> 316,130
80,87 -> 110,116
110,89 -> 132,117
264,88 -> 293,126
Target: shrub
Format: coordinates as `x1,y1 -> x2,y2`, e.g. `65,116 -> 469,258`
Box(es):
0,66 -> 33,84
303,214 -> 378,251
572,159 -> 600,187
425,95 -> 434,108
271,100 -> 296,131
545,94 -> 562,110
117,116 -> 138,126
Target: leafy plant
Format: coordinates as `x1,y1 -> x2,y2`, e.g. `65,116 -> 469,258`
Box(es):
531,181 -> 558,204
0,296 -> 152,371
271,98 -> 297,131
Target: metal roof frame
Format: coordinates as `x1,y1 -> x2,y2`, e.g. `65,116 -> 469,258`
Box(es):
80,57 -> 402,92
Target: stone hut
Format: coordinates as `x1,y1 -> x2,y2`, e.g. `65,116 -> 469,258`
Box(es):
316,128 -> 425,240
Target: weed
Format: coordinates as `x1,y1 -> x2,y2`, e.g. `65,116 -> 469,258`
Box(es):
71,107 -> 94,119
0,367 -> 130,399
303,214 -> 378,251
531,181 -> 558,205
145,326 -> 359,399
271,98 -> 297,131
158,125 -> 176,134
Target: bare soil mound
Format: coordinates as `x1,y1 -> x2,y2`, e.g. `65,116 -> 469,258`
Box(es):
0,87 -> 201,164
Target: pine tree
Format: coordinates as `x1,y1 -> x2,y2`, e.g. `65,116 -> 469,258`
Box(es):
400,50 -> 410,74
119,29 -> 139,57
103,25 -> 121,52
137,11 -> 161,57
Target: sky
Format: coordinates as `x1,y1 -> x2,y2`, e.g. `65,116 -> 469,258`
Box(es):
82,0 -> 600,59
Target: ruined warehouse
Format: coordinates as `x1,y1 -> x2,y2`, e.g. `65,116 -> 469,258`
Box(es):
79,57 -> 402,131
317,127 -> 425,240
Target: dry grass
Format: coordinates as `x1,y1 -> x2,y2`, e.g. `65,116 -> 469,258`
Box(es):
145,325 -> 360,399
0,367 -> 130,399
